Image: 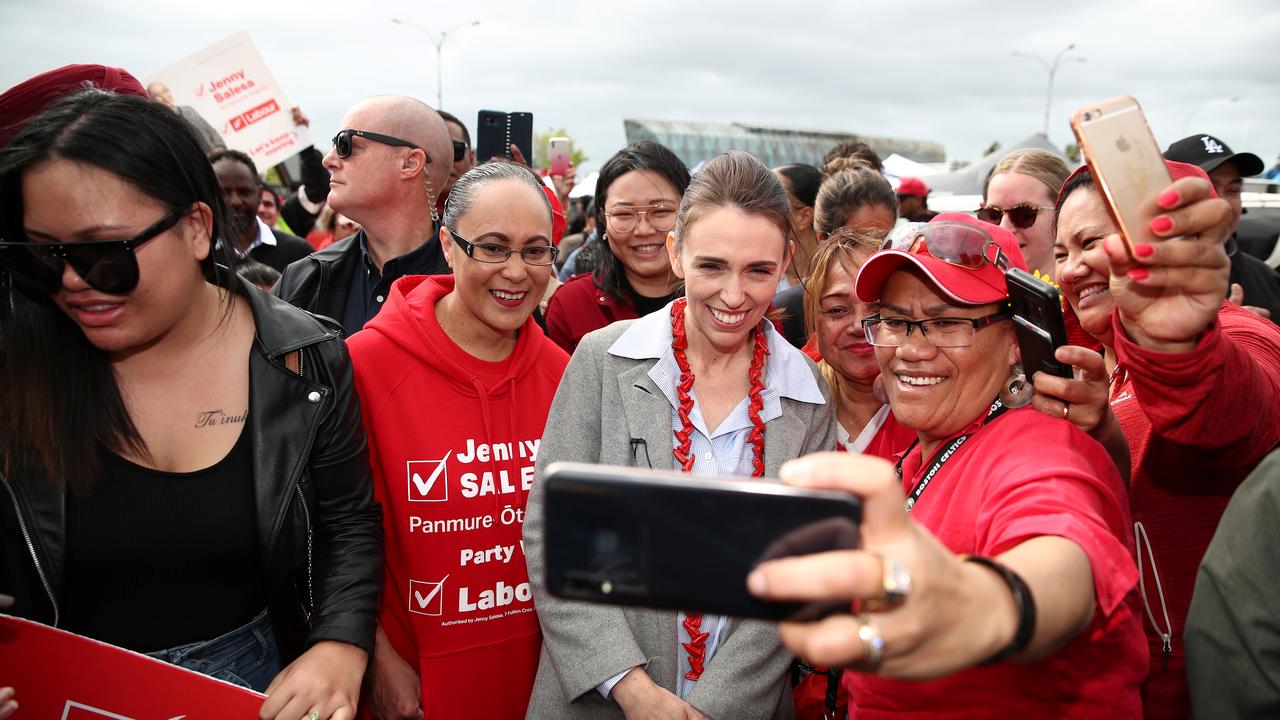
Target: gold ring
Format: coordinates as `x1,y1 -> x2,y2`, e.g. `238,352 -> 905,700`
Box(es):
1063,402 -> 1070,420
862,554 -> 911,613
851,613 -> 885,672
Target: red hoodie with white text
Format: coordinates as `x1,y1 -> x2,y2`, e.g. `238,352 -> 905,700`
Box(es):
348,275 -> 569,719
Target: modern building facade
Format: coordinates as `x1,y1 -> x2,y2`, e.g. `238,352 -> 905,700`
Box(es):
623,118 -> 946,169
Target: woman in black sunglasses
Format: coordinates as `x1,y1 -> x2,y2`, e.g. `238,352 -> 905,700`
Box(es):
980,148 -> 1071,279
0,90 -> 381,720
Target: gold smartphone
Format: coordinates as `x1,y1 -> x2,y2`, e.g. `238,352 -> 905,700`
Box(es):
1070,96 -> 1172,257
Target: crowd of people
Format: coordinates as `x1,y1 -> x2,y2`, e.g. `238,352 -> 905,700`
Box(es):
1,62 -> 1279,720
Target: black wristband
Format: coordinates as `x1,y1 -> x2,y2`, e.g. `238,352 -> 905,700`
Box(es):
965,555 -> 1036,665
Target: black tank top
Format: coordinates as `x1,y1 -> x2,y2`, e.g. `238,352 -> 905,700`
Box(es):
63,424 -> 265,652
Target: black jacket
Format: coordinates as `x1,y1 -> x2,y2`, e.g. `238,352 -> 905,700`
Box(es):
273,229 -> 450,329
0,279 -> 383,660
1230,248 -> 1280,324
273,234 -> 363,324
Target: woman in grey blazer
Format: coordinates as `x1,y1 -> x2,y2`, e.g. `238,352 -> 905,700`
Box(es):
523,151 -> 836,720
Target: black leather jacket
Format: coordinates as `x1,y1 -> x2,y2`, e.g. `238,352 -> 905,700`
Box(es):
273,233 -> 362,325
0,279 -> 383,660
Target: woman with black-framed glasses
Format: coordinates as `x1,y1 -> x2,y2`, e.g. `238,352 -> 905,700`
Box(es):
346,161 -> 570,719
749,212 -> 1148,716
0,89 -> 382,720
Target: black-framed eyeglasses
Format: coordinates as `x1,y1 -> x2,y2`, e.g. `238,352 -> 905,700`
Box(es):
332,128 -> 427,162
861,311 -> 1009,348
975,203 -> 1053,230
0,206 -> 188,295
882,221 -> 1011,272
451,139 -> 468,163
447,229 -> 559,266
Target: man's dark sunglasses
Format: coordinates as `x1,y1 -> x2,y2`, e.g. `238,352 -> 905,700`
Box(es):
332,129 -> 428,162
452,139 -> 468,163
0,206 -> 187,295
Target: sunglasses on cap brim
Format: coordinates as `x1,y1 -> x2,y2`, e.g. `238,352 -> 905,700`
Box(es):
0,205 -> 187,296
881,221 -> 1010,271
974,203 -> 1052,229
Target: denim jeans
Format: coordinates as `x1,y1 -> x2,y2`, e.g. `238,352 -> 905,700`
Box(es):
145,608 -> 281,692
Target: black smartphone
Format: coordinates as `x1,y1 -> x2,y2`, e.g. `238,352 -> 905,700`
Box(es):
1006,268 -> 1072,379
476,110 -> 534,164
542,461 -> 862,621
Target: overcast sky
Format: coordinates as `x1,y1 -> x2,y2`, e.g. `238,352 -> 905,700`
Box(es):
3,0 -> 1277,173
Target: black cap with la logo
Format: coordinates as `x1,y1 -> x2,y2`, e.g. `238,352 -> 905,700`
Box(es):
1165,133 -> 1264,177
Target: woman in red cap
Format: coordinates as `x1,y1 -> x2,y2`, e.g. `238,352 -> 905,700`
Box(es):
750,213 -> 1148,717
1035,160 -> 1280,719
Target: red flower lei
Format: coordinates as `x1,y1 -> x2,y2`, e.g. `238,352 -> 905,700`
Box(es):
670,297 -> 769,681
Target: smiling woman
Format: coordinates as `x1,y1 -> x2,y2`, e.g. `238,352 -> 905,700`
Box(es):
544,140 -> 691,355
0,88 -> 382,720
345,160 -> 571,719
747,213 -> 1149,717
523,151 -> 836,720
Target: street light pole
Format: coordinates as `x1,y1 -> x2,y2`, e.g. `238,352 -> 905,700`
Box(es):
392,18 -> 481,108
1013,44 -> 1086,139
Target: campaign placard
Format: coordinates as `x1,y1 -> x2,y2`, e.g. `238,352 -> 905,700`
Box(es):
148,31 -> 311,167
0,615 -> 265,718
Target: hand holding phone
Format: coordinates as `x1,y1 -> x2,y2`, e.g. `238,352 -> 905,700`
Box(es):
1005,267 -> 1071,380
542,462 -> 861,621
1070,96 -> 1171,258
1070,97 -> 1232,352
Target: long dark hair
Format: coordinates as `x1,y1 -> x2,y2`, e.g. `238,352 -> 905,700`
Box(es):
592,140 -> 690,302
0,89 -> 236,495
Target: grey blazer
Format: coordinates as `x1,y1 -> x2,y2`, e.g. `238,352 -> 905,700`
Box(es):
523,319 -> 837,720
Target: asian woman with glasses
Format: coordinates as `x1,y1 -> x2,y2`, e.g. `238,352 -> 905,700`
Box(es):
0,89 -> 382,720
346,161 -> 570,719
543,140 -> 690,355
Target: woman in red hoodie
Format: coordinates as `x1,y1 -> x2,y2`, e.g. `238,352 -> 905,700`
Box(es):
348,162 -> 570,719
1037,161 -> 1280,719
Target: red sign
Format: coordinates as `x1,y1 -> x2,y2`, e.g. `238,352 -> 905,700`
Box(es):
228,98 -> 280,133
0,615 -> 265,718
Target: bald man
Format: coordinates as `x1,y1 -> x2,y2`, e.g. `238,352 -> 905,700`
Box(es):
273,95 -> 454,335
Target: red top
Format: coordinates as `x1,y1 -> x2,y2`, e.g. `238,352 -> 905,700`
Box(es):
348,275 -> 569,720
1109,301 -> 1280,720
544,273 -> 640,355
847,406 -> 1147,719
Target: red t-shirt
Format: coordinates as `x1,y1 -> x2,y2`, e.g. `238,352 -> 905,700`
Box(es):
846,406 -> 1147,719
349,275 -> 569,719
1108,302 -> 1280,719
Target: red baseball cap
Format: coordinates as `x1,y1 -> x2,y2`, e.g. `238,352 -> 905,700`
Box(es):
854,212 -> 1029,306
1056,158 -> 1215,210
896,177 -> 930,198
0,64 -> 148,147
